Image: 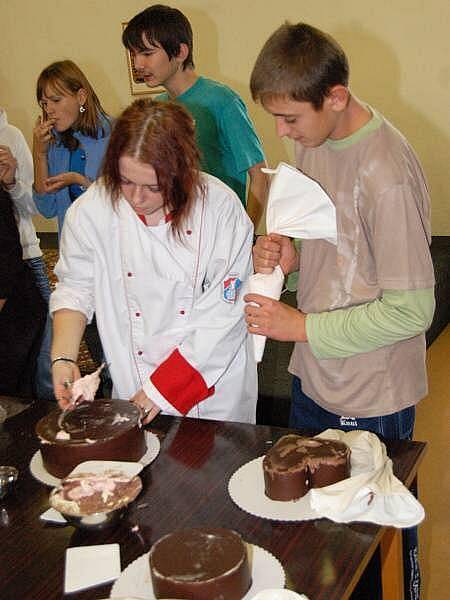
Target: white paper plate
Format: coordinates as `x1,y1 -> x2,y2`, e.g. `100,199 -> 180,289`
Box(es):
228,456 -> 319,522
70,460 -> 144,478
30,431 -> 160,487
110,544 -> 285,599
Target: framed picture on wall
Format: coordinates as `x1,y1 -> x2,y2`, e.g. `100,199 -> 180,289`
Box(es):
122,23 -> 164,95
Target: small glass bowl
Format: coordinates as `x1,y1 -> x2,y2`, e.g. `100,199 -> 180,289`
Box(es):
59,506 -> 126,531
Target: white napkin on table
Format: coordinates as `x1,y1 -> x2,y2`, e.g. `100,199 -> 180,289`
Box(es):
310,429 -> 425,527
249,162 -> 337,362
40,507 -> 67,523
64,543 -> 121,593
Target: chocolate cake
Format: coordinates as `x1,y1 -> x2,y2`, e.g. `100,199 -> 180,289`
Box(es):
149,528 -> 252,599
49,470 -> 142,515
36,400 -> 147,478
263,434 -> 351,501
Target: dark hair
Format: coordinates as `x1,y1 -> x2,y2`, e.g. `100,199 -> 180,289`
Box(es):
36,60 -> 109,150
102,99 -> 202,235
122,4 -> 194,70
250,23 -> 349,110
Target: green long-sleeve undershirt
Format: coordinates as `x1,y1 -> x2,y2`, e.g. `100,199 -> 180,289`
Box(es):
305,288 -> 435,359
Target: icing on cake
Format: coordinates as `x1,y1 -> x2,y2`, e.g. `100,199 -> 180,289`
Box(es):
263,434 -> 351,501
70,363 -> 105,404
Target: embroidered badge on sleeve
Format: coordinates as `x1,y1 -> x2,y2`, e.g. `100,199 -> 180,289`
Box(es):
223,275 -> 241,303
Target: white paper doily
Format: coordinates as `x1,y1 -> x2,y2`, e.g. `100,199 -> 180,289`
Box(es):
110,544 -> 285,599
228,456 -> 320,522
30,431 -> 160,486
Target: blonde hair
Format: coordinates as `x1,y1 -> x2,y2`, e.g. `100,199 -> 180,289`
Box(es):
36,60 -> 108,142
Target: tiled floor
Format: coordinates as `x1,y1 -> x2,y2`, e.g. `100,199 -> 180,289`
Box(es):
415,325 -> 450,598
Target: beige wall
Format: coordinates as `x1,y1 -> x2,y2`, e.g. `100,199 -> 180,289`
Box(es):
1,0 -> 449,233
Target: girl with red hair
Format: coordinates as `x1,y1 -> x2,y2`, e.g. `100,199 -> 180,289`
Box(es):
50,99 -> 257,424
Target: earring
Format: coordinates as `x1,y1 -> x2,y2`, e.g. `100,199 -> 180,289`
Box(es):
79,105 -> 86,113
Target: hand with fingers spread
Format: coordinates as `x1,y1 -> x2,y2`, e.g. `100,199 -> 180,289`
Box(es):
244,292 -> 308,343
130,389 -> 161,425
0,145 -> 18,187
253,233 -> 299,275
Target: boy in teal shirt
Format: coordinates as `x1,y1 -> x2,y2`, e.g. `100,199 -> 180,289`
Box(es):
122,4 -> 267,228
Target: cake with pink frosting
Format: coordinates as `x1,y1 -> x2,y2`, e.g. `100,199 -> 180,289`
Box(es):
49,470 -> 142,515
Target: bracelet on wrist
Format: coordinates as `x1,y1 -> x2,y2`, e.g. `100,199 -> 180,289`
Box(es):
51,357 -> 77,367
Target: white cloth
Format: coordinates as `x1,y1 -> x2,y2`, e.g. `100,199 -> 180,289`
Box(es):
50,175 -> 257,423
0,109 -> 41,259
250,162 -> 337,362
310,429 -> 425,527
264,162 -> 337,245
246,265 -> 284,362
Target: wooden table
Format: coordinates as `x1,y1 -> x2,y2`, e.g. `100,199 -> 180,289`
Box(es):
0,401 -> 426,599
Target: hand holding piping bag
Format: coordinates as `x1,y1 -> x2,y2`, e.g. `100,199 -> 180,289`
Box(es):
57,363 -> 107,429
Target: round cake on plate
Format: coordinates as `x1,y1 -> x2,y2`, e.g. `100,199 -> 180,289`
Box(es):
149,527 -> 252,599
36,399 -> 147,478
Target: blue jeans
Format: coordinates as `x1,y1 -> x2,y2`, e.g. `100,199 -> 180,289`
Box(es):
290,376 -> 415,439
290,376 -> 420,600
26,257 -> 54,401
25,258 -> 112,399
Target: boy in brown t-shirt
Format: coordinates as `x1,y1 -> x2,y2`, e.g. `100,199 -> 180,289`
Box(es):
245,23 -> 434,600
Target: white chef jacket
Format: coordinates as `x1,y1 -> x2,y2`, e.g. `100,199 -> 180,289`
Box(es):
0,109 -> 41,260
50,174 -> 257,423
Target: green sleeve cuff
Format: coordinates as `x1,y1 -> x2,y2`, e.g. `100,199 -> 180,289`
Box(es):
306,287 -> 435,359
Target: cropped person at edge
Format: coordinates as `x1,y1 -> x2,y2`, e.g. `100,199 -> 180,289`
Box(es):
0,107 -> 53,399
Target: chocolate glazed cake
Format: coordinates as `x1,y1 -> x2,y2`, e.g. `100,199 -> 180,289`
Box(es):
149,528 -> 252,600
263,434 -> 351,501
36,400 -> 146,478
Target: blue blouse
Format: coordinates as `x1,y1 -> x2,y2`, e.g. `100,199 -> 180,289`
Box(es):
33,116 -> 111,237
68,147 -> 87,201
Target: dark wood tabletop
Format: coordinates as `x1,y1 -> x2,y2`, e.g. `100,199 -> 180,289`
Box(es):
0,400 -> 426,600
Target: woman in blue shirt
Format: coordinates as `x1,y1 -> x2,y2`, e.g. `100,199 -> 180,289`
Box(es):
33,60 -> 111,237
33,60 -> 112,394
